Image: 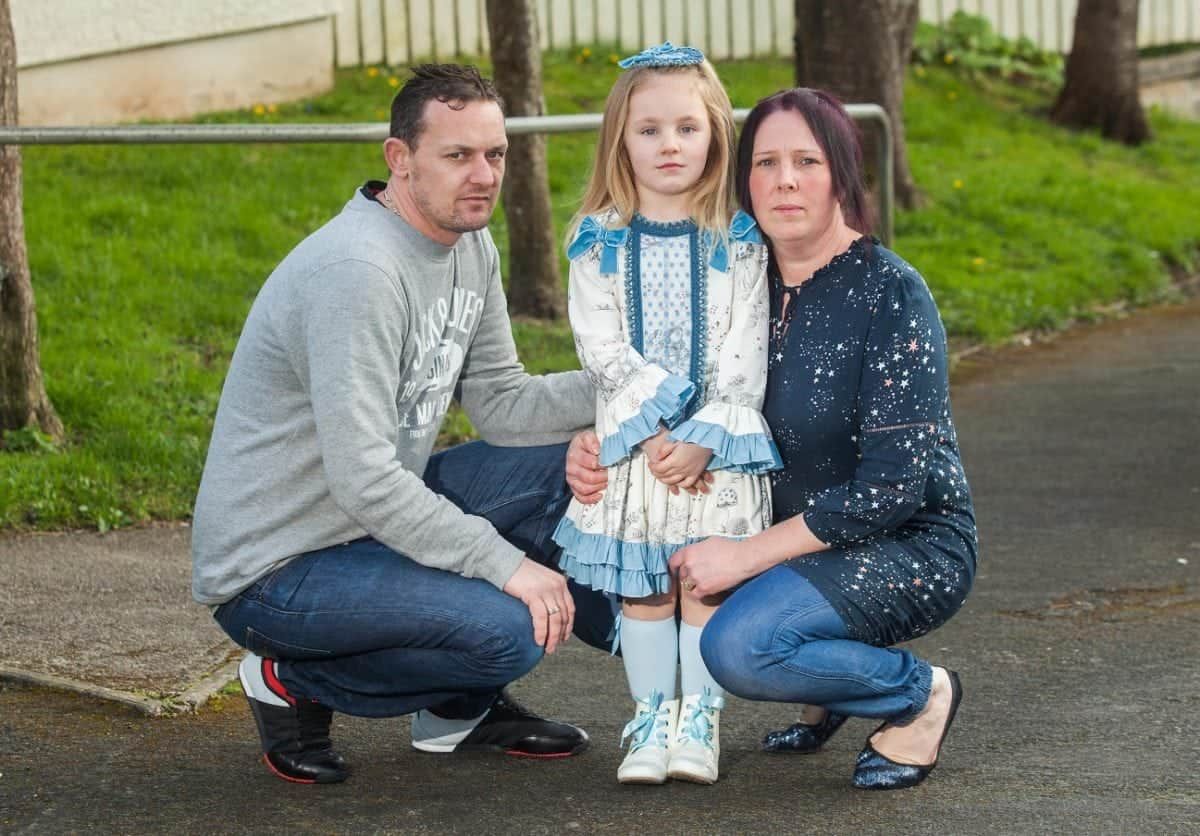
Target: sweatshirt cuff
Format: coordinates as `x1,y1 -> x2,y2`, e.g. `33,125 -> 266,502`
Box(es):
465,533 -> 527,589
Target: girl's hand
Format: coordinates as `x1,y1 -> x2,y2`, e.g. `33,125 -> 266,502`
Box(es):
640,427 -> 675,466
651,442 -> 712,486
669,537 -> 756,598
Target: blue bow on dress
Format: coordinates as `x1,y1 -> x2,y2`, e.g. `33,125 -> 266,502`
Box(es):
708,210 -> 763,273
618,41 -> 705,69
568,215 -> 630,275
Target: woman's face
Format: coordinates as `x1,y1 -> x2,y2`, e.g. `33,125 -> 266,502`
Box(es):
747,109 -> 840,247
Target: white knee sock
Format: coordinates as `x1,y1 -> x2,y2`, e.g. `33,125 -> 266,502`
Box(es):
679,621 -> 724,699
620,615 -> 678,702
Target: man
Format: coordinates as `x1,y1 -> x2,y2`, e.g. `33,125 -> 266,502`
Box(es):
192,65 -> 613,784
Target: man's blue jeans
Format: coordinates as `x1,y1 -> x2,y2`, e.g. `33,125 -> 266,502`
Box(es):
700,567 -> 932,723
213,441 -> 615,719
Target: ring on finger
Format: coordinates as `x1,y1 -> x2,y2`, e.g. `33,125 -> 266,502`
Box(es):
547,605 -> 560,615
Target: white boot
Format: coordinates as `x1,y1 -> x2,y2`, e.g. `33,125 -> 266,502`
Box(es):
668,688 -> 724,784
617,690 -> 679,785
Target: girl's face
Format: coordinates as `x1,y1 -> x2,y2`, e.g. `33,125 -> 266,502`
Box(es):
748,109 -> 841,247
622,72 -> 711,220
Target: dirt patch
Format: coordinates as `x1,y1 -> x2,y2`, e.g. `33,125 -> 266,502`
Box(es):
1001,584 -> 1200,623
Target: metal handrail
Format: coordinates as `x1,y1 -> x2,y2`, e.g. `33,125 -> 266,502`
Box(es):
0,105 -> 894,244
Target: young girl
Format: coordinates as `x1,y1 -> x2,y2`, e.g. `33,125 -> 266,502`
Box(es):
552,43 -> 780,785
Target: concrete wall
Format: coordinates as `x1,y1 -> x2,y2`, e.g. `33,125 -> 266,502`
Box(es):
1140,50 -> 1200,120
12,0 -> 338,125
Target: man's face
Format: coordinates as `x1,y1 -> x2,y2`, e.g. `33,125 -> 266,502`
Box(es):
390,99 -> 507,245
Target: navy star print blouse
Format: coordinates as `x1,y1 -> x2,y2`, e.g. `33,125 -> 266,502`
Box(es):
764,237 -> 978,645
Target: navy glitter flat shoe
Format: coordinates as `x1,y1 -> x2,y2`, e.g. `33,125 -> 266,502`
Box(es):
761,710 -> 849,753
851,669 -> 963,790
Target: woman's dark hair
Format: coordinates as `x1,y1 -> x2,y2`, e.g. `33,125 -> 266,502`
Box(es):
735,88 -> 873,235
390,64 -> 504,148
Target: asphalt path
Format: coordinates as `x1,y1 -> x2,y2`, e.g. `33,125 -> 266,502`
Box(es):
2,298 -> 1197,834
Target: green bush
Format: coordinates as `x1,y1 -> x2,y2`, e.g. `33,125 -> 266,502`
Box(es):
912,12 -> 1064,88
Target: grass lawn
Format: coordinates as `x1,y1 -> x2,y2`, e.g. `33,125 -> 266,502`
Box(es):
3,49 -> 1198,531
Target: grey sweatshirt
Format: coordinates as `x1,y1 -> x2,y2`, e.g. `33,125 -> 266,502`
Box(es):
191,188 -> 593,604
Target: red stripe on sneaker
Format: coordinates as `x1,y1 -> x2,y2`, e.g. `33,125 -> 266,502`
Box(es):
505,749 -> 578,759
261,755 -> 316,784
261,658 -> 296,706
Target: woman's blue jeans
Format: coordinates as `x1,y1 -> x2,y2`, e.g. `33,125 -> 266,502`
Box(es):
700,566 -> 932,723
213,441 -> 615,719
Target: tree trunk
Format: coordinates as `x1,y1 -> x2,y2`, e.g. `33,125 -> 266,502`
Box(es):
0,0 -> 63,438
484,0 -> 565,320
794,0 -> 922,211
1050,0 -> 1150,146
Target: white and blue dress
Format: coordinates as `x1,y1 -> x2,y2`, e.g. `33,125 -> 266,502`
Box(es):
553,210 -> 782,599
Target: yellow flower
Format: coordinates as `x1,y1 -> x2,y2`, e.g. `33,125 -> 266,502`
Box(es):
267,103 -> 278,114
953,179 -> 963,189
609,53 -> 620,65
253,104 -> 265,116
971,257 -> 986,267
388,76 -> 400,88
581,47 -> 592,57
915,66 -> 927,78
367,67 -> 380,78
944,53 -> 956,64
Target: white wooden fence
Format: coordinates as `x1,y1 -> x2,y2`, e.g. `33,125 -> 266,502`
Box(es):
335,0 -> 1200,67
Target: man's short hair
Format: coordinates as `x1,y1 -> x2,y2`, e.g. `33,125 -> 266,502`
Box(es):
389,64 -> 505,148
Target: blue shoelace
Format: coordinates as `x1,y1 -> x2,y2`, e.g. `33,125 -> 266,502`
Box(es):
677,687 -> 725,749
621,690 -> 669,752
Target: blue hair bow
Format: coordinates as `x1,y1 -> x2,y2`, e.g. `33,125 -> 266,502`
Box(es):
568,216 -> 630,275
708,210 -> 763,273
618,41 -> 705,70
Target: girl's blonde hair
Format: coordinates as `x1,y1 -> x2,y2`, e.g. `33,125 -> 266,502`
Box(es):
568,60 -> 737,243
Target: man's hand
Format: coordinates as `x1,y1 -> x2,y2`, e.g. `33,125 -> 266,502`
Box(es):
565,430 -> 607,504
503,558 -> 574,653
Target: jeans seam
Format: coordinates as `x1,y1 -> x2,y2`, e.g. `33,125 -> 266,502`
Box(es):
470,488 -> 554,518
236,598 -> 529,659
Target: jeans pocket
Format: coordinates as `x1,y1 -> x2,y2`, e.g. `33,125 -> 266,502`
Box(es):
244,626 -> 335,660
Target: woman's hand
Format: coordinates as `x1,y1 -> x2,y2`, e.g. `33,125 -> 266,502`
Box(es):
565,430 -> 607,504
669,536 -> 758,598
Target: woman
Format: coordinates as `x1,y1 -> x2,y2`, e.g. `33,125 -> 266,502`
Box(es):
566,88 -> 977,790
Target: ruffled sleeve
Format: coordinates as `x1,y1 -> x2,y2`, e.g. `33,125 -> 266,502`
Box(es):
567,216 -> 696,466
669,214 -> 781,473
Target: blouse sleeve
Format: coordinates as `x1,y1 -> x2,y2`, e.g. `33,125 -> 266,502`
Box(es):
803,266 -> 949,547
567,233 -> 695,467
668,228 -> 781,474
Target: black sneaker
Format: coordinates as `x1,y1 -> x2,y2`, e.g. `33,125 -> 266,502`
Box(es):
238,653 -> 349,784
412,690 -> 589,758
